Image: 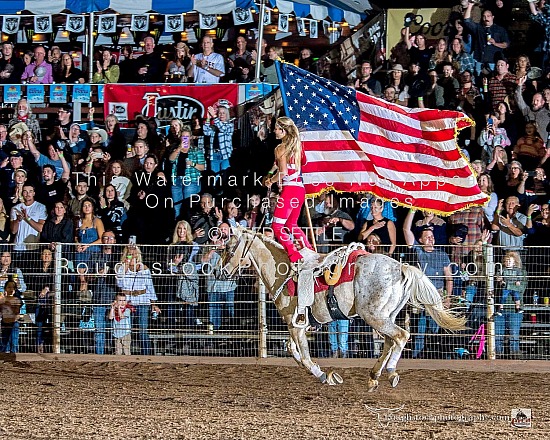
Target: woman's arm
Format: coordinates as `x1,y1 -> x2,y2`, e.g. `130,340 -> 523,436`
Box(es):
387,220 -> 397,255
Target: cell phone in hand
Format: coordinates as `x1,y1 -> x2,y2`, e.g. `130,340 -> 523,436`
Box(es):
181,135 -> 190,148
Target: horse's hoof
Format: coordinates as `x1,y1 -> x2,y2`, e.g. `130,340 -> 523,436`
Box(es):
367,378 -> 379,392
327,371 -> 344,385
388,372 -> 400,388
319,372 -> 327,384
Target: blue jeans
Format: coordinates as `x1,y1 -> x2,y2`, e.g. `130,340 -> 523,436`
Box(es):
328,320 -> 349,354
412,310 -> 440,358
494,310 -> 523,354
171,177 -> 184,219
183,181 -> 201,201
501,289 -> 521,305
133,305 -> 151,355
208,291 -> 235,330
210,152 -> 230,174
94,305 -> 110,355
1,322 -> 20,353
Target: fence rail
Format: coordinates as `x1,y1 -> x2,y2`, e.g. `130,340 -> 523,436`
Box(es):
1,242 -> 549,360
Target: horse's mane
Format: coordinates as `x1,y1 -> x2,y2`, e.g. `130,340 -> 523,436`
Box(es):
238,227 -> 290,263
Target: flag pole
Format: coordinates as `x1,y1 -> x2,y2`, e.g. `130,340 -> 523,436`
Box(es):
304,197 -> 317,252
254,0 -> 267,82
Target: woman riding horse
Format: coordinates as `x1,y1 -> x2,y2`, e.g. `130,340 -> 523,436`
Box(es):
264,116 -> 316,326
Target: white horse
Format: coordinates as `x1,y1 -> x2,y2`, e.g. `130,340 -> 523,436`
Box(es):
221,226 -> 466,391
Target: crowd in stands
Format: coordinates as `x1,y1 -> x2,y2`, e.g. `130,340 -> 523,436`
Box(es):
1,1 -> 550,358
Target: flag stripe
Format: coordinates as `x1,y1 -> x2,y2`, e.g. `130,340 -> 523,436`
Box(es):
276,62 -> 488,214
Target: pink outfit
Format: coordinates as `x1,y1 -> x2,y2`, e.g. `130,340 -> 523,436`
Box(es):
272,154 -> 313,262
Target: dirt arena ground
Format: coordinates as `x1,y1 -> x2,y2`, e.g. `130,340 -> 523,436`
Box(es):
0,355 -> 547,440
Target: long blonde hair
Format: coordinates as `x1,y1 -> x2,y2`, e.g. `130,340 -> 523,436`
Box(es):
276,116 -> 302,171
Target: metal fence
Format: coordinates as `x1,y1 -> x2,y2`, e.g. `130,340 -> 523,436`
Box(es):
1,242 -> 549,360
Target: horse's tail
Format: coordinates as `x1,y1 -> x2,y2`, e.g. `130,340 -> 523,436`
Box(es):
402,264 -> 467,331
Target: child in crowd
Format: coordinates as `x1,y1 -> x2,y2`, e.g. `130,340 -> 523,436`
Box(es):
0,279 -> 22,353
495,251 -> 526,315
109,293 -> 134,355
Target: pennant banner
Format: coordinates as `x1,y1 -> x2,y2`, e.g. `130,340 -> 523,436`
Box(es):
66,14 -> 85,33
72,84 -> 91,103
297,18 -> 306,37
98,14 -> 117,34
50,84 -> 68,103
34,15 -> 53,34
278,13 -> 289,32
263,9 -> 271,25
275,62 -> 488,215
310,20 -> 318,39
199,14 -> 218,30
233,8 -> 253,25
26,85 -> 45,103
131,14 -> 149,32
165,14 -> 184,33
2,16 -> 20,34
4,85 -> 21,104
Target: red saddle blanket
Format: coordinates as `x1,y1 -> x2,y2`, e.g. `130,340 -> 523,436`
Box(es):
286,250 -> 368,296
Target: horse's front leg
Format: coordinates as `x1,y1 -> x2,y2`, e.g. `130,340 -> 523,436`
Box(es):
288,326 -> 327,382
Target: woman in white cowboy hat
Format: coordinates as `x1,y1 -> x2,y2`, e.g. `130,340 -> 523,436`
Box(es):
387,63 -> 409,106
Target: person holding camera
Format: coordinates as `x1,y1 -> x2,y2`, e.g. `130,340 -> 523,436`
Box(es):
478,113 -> 511,164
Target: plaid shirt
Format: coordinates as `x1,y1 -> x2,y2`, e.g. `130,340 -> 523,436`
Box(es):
453,51 -> 476,74
205,251 -> 237,292
488,72 -> 517,111
448,206 -> 485,261
532,8 -> 550,53
203,118 -> 234,160
185,146 -> 205,183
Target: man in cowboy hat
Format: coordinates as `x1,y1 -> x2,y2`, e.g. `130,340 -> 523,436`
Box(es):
87,127 -> 108,145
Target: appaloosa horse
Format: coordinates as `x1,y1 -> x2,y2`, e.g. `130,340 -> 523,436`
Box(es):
221,227 -> 466,390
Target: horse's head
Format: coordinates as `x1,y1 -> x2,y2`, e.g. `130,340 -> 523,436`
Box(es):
220,226 -> 253,278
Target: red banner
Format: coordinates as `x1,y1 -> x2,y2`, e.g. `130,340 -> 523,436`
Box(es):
103,84 -> 239,122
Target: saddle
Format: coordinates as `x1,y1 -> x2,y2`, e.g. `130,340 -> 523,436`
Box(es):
286,244 -> 368,297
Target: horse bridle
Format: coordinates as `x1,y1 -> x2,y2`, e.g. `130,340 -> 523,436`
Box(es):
221,230 -> 256,279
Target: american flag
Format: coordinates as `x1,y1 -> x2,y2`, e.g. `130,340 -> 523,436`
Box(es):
275,62 -> 488,215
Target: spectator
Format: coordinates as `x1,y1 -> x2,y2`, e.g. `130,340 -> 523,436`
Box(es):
92,49 -> 120,84
105,160 -> 132,206
116,245 -> 160,355
68,179 -> 93,219
450,38 -> 475,74
313,192 -> 355,253
168,220 -> 200,328
405,31 -> 433,73
131,121 -> 161,156
517,167 -> 549,207
189,193 -> 220,245
91,230 -> 118,355
527,203 -> 550,246
0,279 -> 22,353
27,137 -> 71,179
190,36 -> 225,84
428,38 -> 451,72
491,196 -> 531,249
0,251 -> 27,293
358,198 -> 396,256
123,139 -> 148,174
10,184 -> 47,252
227,36 -> 255,83
3,168 -> 27,213
447,17 -> 472,54
109,293 -> 133,355
413,211 -> 448,246
126,154 -> 173,244
403,209 -> 454,358
479,113 -> 511,164
354,61 -> 382,96
515,76 -> 550,143
8,99 -> 42,144
364,233 -> 384,254
0,123 -> 16,153
98,184 -> 127,243
456,70 -> 481,125
118,45 -> 136,83
0,198 -> 10,243
260,46 -> 283,84
202,222 -> 237,331
495,251 -> 527,315
328,319 -> 350,358
102,114 -> 127,161
203,105 -> 234,175
438,62 -> 460,109
21,46 -> 53,84
421,70 -> 444,109
390,27 -> 412,69
74,197 -> 105,293
512,122 -> 546,171
35,163 -> 70,212
46,104 -> 73,143
48,46 -> 63,78
386,64 -> 409,106
221,200 -> 247,228
514,54 -> 537,101
164,42 -> 193,83
382,85 -> 398,104
447,205 -> 485,263
487,58 -> 517,112
40,201 -> 74,248
55,53 -> 85,84
0,42 -> 25,84
496,100 -> 522,148
451,0 -> 482,24
135,36 -> 165,83
478,173 -> 499,222
298,47 -> 316,73
28,248 -> 55,353
528,0 -> 550,72
463,5 -> 510,77
66,123 -> 87,160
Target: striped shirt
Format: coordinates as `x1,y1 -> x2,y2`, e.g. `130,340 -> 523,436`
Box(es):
115,266 -> 157,305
